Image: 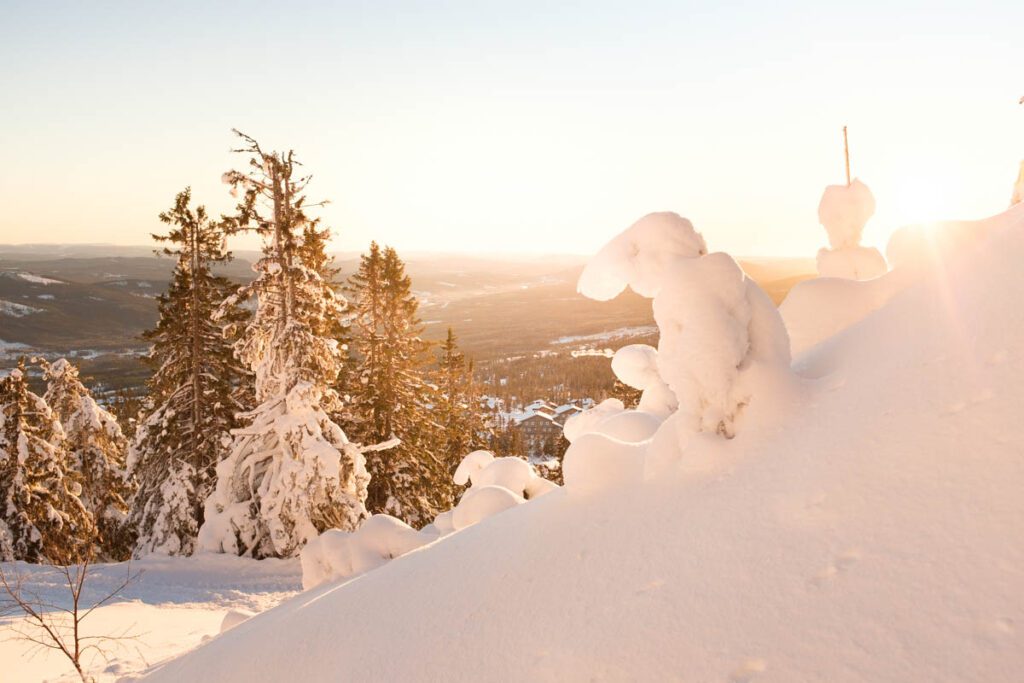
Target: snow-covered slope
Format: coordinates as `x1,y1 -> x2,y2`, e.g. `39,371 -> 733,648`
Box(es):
147,211 -> 1024,682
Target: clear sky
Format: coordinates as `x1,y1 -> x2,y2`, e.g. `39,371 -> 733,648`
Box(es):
1,0 -> 1021,257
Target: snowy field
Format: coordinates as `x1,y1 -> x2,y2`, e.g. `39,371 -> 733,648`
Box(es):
0,556 -> 300,682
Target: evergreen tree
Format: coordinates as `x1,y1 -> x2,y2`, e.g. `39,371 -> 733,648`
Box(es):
0,364 -> 92,563
346,244 -> 445,526
199,131 -> 369,559
128,187 -> 249,557
431,329 -> 489,500
41,358 -> 135,560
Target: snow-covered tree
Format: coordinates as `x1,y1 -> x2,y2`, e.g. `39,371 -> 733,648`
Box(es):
345,243 -> 445,526
0,365 -> 93,563
128,188 -> 250,557
815,180 -> 887,280
41,358 -> 134,560
199,132 -> 369,559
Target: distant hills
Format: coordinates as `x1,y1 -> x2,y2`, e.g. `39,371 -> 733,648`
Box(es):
0,245 -> 814,390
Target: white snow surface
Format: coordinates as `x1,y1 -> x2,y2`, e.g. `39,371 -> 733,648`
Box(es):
815,244 -> 888,280
150,205 -> 1024,681
0,300 -> 42,317
1,555 -> 299,682
577,212 -> 706,301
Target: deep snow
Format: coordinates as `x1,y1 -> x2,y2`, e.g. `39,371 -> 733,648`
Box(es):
0,555 -> 300,682
143,204 -> 1024,681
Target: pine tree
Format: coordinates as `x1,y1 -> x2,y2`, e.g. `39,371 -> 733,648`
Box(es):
199,131 -> 369,559
0,364 -> 93,563
346,244 -> 446,526
128,187 -> 249,557
41,358 -> 135,560
431,329 -> 490,502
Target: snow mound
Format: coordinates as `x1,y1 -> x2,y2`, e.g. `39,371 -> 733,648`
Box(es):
815,245 -> 887,280
577,212 -> 706,301
784,203 -> 1024,357
219,609 -> 256,633
149,204 -> 1024,682
562,432 -> 647,493
300,515 -> 434,591
451,485 -> 525,531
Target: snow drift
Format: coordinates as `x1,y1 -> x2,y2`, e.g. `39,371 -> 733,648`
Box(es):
148,205 -> 1024,682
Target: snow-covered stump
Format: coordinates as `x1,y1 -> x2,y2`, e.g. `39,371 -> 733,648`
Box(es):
814,180 -> 887,280
563,211 -> 792,486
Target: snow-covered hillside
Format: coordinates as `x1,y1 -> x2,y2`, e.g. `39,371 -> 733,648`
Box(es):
143,206 -> 1024,682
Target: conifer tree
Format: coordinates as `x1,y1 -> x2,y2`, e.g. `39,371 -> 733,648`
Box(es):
0,364 -> 92,563
41,358 -> 134,560
431,329 -> 489,499
346,244 -> 446,525
128,187 -> 249,557
199,131 -> 369,559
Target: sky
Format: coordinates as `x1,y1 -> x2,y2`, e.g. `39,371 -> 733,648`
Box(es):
1,0 -> 1021,257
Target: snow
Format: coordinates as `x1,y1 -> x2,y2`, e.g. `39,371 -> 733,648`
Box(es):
817,179 -> 875,249
577,212 -> 706,301
784,203 -> 1024,357
552,325 -> 658,345
0,300 -> 42,317
814,180 -> 888,280
143,198 -> 1024,682
0,555 -> 299,682
13,272 -> 63,285
300,515 -> 434,590
815,244 -> 887,280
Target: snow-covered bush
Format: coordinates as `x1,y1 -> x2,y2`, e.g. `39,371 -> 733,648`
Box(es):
564,211 -> 791,485
300,450 -> 560,590
300,514 -> 433,590
814,180 -> 887,280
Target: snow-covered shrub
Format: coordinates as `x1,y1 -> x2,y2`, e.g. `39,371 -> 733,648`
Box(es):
300,514 -> 434,590
300,450 -> 559,590
565,211 -> 791,484
814,181 -> 887,280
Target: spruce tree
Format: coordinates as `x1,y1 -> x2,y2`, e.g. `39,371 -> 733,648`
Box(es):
0,364 -> 92,563
41,358 -> 135,560
128,187 -> 249,557
346,244 -> 447,526
432,329 -> 489,500
199,131 -> 369,559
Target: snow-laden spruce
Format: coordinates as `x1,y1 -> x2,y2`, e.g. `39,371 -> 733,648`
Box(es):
814,180 -> 888,280
199,132 -> 369,559
0,366 -> 92,563
128,188 -> 250,558
41,358 -> 134,560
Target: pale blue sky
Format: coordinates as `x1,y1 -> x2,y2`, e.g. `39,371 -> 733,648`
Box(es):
1,1 -> 1021,256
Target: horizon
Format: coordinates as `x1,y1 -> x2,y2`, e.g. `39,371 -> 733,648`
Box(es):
2,1 -> 1022,258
